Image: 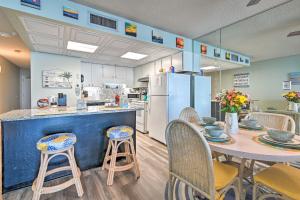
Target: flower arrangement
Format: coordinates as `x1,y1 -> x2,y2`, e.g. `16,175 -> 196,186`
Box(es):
216,89 -> 249,113
283,91 -> 300,103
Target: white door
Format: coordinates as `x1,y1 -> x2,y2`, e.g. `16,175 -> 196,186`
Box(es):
148,95 -> 168,144
194,76 -> 211,117
149,74 -> 168,95
81,62 -> 92,87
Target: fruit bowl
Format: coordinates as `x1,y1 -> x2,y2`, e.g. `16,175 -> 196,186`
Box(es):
267,129 -> 294,143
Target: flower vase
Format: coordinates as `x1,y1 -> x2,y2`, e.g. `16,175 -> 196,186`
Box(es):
225,112 -> 239,135
288,102 -> 299,112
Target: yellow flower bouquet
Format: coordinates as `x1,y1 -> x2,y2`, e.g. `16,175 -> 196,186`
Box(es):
216,89 -> 249,113
283,91 -> 300,103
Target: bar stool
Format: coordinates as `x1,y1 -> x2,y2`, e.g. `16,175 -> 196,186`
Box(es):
102,126 -> 140,186
33,133 -> 84,200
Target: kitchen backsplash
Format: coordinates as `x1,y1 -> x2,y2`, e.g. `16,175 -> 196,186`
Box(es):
84,84 -> 127,100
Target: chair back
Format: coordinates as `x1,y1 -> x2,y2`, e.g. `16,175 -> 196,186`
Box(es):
179,107 -> 201,123
246,112 -> 296,133
165,120 -> 215,199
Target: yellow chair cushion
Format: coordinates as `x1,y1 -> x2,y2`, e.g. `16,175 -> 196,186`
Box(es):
214,160 -> 239,191
254,163 -> 300,200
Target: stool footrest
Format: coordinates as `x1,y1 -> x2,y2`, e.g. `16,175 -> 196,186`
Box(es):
42,179 -> 75,194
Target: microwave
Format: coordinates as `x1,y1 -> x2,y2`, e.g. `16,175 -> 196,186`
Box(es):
127,93 -> 140,100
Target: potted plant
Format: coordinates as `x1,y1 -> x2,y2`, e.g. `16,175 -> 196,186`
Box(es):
283,91 -> 300,112
216,89 -> 249,134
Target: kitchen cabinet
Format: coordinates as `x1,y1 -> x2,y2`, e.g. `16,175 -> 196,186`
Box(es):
81,62 -> 92,87
103,65 -> 116,83
172,52 -> 183,72
91,63 -> 103,86
126,67 -> 134,88
154,60 -> 162,74
134,66 -> 143,87
142,62 -> 155,77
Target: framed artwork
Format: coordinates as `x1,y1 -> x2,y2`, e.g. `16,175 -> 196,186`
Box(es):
225,52 -> 231,60
21,0 -> 41,9
245,59 -> 249,64
214,48 -> 220,57
42,69 -> 73,89
233,73 -> 250,88
152,30 -> 163,44
240,57 -> 244,62
201,44 -> 207,54
176,37 -> 184,49
231,54 -> 239,62
125,22 -> 137,37
289,72 -> 300,85
63,6 -> 79,20
282,81 -> 292,90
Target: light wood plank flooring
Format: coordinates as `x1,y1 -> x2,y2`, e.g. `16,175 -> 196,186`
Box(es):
4,132 -> 169,200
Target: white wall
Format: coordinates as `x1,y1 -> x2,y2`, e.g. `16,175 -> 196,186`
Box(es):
31,52 -> 81,108
0,56 -> 20,114
207,55 -> 300,110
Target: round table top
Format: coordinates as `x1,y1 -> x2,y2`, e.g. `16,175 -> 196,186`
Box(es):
196,125 -> 300,162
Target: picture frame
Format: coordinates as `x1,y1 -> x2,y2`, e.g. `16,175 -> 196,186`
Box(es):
225,52 -> 231,60
125,22 -> 137,37
214,48 -> 220,57
21,0 -> 41,10
201,44 -> 207,54
176,37 -> 184,49
288,72 -> 300,85
152,30 -> 163,44
282,81 -> 292,90
63,6 -> 79,20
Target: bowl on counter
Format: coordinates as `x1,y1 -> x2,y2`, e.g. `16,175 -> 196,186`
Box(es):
205,125 -> 224,137
241,119 -> 258,127
267,129 -> 294,143
202,117 -> 216,125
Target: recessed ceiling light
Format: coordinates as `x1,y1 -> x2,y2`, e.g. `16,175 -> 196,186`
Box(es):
67,41 -> 98,53
200,66 -> 219,70
121,52 -> 148,60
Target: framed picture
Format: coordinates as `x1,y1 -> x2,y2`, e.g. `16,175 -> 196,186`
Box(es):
225,52 -> 230,60
21,0 -> 41,10
245,59 -> 249,64
201,44 -> 207,54
176,37 -> 184,49
231,54 -> 239,62
125,22 -> 137,37
42,69 -> 73,89
233,73 -> 250,88
289,72 -> 300,85
240,57 -> 244,62
214,49 -> 220,57
63,6 -> 79,20
282,81 -> 292,90
152,30 -> 163,44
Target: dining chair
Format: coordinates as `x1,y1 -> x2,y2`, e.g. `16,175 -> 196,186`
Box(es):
253,163 -> 300,200
165,120 -> 240,200
179,107 -> 201,123
245,112 -> 296,133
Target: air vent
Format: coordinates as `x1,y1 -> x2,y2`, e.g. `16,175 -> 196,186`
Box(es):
90,13 -> 117,30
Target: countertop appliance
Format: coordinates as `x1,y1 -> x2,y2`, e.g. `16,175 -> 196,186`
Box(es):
191,75 -> 211,117
148,73 -> 190,144
127,93 -> 140,100
130,101 -> 148,133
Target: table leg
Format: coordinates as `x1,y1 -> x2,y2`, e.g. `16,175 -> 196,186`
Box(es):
239,158 -> 247,200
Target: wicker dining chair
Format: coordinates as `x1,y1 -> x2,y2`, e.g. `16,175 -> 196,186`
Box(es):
179,107 -> 201,123
165,120 -> 240,200
245,112 -> 296,133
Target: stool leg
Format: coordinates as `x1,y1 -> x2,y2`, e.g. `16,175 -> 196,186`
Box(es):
107,140 -> 117,186
32,153 -> 48,200
129,138 -> 140,179
68,147 -> 84,197
124,142 -> 131,164
102,140 -> 112,170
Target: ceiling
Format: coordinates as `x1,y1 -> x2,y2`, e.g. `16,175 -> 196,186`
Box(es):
0,10 -> 30,68
6,11 -> 178,68
71,0 -> 291,39
199,0 -> 300,62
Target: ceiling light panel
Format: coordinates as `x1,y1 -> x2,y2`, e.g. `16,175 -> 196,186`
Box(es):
67,41 -> 98,53
121,52 -> 148,60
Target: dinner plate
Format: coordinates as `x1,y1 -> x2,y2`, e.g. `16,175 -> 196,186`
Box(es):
239,123 -> 264,130
204,133 -> 230,142
258,134 -> 300,149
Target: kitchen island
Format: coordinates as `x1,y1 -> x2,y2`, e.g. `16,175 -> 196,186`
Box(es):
0,106 -> 138,192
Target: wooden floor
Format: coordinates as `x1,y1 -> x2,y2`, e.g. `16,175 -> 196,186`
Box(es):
4,132 -> 169,200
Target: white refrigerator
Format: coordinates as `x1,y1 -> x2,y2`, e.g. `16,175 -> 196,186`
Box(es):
148,73 -> 190,144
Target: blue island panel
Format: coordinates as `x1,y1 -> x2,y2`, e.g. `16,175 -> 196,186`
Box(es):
2,111 -> 136,192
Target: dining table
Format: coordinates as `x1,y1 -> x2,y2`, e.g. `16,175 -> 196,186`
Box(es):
193,123 -> 300,199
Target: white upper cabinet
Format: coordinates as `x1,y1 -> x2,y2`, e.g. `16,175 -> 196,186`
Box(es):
91,63 -> 103,86
102,65 -> 116,83
115,66 -> 127,80
172,52 -> 183,72
81,62 -> 92,87
154,60 -> 162,74
126,67 -> 134,88
162,56 -> 172,72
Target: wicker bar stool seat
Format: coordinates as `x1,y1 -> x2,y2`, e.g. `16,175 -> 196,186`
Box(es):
32,133 -> 84,200
102,126 -> 140,186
